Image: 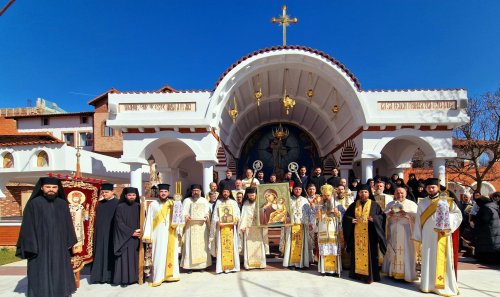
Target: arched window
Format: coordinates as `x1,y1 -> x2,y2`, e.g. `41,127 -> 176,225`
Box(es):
2,152 -> 14,168
37,151 -> 49,167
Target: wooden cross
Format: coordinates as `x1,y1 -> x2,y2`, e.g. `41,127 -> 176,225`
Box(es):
271,5 -> 298,45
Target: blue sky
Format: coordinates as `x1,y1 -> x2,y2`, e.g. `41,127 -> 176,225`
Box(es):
1,0 -> 499,112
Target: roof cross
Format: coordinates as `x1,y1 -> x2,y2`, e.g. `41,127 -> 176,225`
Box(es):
271,5 -> 298,46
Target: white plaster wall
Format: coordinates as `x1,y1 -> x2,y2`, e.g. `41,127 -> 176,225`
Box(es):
0,144 -> 131,184
17,116 -> 93,148
360,90 -> 468,127
120,131 -> 218,164
107,92 -> 211,128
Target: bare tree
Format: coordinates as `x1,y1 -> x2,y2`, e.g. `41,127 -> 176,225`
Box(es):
449,88 -> 500,192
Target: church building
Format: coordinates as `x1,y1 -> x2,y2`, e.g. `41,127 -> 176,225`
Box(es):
104,45 -> 469,195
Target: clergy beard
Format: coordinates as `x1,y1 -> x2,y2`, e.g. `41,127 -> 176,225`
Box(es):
159,197 -> 168,203
126,199 -> 136,205
322,199 -> 333,213
43,192 -> 57,201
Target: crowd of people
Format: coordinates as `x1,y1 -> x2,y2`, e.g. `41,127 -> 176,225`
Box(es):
14,168 -> 500,297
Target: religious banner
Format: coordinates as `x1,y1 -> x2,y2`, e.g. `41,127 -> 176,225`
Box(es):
256,183 -> 292,227
61,179 -> 101,272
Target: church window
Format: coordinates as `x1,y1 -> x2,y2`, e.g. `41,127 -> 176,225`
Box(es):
63,132 -> 75,146
41,117 -> 49,126
2,152 -> 14,168
79,132 -> 93,147
103,122 -> 114,137
37,151 -> 49,167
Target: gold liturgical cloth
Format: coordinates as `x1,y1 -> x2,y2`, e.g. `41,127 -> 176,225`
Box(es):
354,199 -> 371,276
290,224 -> 303,263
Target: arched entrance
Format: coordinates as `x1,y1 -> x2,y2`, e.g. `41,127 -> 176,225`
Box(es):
237,123 -> 321,179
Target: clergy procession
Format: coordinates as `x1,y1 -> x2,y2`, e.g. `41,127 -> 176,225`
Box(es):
15,167 -> 465,297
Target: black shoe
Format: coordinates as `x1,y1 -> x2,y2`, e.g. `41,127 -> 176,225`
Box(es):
288,266 -> 296,270
186,270 -> 193,274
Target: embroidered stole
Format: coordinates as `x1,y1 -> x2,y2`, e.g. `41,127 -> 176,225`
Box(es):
354,199 -> 371,276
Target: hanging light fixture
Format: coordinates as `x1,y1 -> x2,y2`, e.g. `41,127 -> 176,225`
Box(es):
331,88 -> 340,114
282,68 -> 295,115
254,74 -> 263,106
272,122 -> 289,140
227,96 -> 238,123
307,72 -> 314,100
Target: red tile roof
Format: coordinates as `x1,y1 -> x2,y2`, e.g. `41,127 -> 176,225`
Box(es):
87,88 -> 119,106
0,133 -> 63,147
213,45 -> 362,91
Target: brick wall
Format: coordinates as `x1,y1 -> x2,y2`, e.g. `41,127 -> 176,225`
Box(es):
93,101 -> 123,155
0,185 -> 32,217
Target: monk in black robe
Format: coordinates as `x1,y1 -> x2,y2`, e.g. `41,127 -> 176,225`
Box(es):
90,183 -> 119,284
16,177 -> 77,297
343,184 -> 386,283
112,187 -> 141,285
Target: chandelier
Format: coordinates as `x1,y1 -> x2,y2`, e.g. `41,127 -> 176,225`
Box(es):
227,96 -> 238,123
282,68 -> 295,115
272,122 -> 289,140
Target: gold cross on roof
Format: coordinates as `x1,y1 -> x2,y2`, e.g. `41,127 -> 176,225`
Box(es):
271,5 -> 298,46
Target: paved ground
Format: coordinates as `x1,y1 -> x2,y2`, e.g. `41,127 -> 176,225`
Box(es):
0,258 -> 499,297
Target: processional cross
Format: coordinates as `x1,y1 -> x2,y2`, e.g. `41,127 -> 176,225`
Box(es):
271,5 -> 298,46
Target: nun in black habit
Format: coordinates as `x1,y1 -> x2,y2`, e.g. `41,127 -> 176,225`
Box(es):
112,187 -> 141,285
342,184 -> 386,283
16,176 -> 77,297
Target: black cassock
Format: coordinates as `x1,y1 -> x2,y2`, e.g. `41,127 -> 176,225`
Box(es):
112,201 -> 140,285
16,195 -> 77,297
342,200 -> 386,283
90,197 -> 119,284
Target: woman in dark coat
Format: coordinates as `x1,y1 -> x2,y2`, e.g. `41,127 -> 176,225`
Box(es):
471,196 -> 500,263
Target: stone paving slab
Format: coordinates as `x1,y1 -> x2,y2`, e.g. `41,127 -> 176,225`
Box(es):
0,269 -> 499,297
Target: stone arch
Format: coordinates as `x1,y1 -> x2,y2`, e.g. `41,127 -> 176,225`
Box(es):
35,150 -> 49,167
371,129 -> 440,162
209,47 -> 367,158
470,181 -> 497,196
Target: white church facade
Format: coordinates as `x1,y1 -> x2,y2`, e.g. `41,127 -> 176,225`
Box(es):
103,45 -> 469,195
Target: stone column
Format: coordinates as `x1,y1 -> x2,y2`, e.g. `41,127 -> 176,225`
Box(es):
201,161 -> 215,195
339,166 -> 350,181
130,164 -> 143,195
433,157 -> 447,186
361,159 -> 374,184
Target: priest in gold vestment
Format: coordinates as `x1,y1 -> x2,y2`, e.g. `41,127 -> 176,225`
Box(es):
382,186 -> 418,282
343,184 -> 386,283
142,184 -> 180,286
239,187 -> 269,269
181,184 -> 212,271
282,184 -> 313,269
210,187 -> 241,274
413,178 -> 462,296
317,184 -> 342,276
